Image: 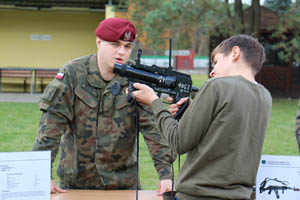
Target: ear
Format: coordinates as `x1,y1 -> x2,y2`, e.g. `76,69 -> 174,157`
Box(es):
231,46 -> 240,62
96,37 -> 101,48
209,69 -> 216,78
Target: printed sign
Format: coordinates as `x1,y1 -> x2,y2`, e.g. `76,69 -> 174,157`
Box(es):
256,155 -> 300,200
0,151 -> 51,200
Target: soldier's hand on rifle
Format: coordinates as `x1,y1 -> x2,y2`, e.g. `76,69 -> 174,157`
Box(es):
51,179 -> 67,194
167,97 -> 191,116
156,179 -> 173,196
131,83 -> 159,106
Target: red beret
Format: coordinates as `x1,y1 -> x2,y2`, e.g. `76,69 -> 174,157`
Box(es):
95,18 -> 137,42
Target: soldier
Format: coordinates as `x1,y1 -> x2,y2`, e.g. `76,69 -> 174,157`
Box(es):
32,18 -> 174,195
131,34 -> 272,200
296,99 -> 300,153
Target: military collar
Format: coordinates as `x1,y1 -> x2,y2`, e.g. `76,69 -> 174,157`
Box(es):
87,54 -> 128,89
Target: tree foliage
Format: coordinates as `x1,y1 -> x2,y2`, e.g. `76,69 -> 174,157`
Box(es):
126,0 -> 300,65
129,0 -> 226,54
263,0 -> 292,13
264,0 -> 300,65
128,0 -> 264,55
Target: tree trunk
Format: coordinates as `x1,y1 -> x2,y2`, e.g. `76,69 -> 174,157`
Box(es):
224,0 -> 233,33
197,35 -> 207,56
224,0 -> 231,18
252,0 -> 261,37
191,30 -> 197,54
234,0 -> 245,33
247,0 -> 261,37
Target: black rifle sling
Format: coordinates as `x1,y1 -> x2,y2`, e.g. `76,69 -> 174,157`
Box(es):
128,89 -> 178,200
134,100 -> 140,200
129,89 -> 152,200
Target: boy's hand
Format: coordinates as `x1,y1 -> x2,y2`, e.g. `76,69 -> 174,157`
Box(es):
168,97 -> 190,116
131,83 -> 159,106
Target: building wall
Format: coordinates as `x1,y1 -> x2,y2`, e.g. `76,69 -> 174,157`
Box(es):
0,8 -> 104,92
0,9 -> 104,68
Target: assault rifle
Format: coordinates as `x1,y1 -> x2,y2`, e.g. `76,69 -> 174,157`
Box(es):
259,178 -> 300,199
113,49 -> 198,119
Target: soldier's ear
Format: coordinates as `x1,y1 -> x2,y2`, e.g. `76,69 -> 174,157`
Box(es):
96,37 -> 102,48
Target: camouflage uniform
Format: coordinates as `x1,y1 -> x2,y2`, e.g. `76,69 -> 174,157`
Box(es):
296,99 -> 300,153
32,54 -> 173,189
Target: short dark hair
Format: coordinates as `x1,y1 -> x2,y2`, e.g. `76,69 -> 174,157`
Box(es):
211,34 -> 265,75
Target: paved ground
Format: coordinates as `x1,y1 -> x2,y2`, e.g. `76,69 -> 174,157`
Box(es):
0,93 -> 42,103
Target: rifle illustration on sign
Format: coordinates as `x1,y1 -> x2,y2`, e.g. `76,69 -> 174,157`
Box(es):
259,177 -> 300,199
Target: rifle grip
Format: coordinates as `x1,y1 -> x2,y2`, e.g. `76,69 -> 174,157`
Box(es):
174,98 -> 190,120
127,93 -> 135,104
127,83 -> 137,104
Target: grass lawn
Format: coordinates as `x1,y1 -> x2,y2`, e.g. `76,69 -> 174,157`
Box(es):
0,74 -> 299,190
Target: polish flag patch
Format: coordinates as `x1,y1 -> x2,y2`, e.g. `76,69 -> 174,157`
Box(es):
56,72 -> 65,80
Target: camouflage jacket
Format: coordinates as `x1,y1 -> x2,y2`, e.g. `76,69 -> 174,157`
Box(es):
296,99 -> 300,153
32,54 -> 174,189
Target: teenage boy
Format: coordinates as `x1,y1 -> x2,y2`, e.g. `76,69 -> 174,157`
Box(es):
131,34 -> 272,200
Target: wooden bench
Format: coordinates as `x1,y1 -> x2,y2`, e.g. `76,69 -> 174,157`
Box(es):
0,68 -> 59,93
36,69 -> 58,92
0,69 -> 32,92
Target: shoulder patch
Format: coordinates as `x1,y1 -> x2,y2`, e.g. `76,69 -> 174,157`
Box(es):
56,72 -> 65,80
